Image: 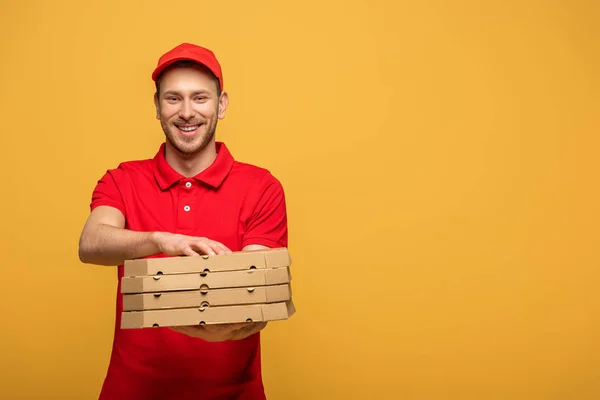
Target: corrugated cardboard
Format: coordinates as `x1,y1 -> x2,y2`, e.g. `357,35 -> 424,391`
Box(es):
123,247 -> 290,276
121,300 -> 296,329
123,284 -> 291,311
121,266 -> 290,293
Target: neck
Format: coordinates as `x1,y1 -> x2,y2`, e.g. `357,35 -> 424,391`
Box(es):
164,140 -> 218,178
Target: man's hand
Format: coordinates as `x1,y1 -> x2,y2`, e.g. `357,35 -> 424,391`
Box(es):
229,321 -> 268,340
175,244 -> 272,340
170,322 -> 267,342
154,232 -> 232,257
78,206 -> 232,265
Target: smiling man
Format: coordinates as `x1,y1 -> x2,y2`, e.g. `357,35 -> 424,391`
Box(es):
78,43 -> 288,400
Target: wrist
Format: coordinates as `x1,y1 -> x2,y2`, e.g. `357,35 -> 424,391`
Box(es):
150,231 -> 164,252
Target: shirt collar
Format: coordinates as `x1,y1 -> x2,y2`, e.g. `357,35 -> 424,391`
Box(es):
153,141 -> 235,190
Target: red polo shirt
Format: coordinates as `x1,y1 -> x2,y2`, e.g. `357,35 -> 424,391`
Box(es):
89,141 -> 288,400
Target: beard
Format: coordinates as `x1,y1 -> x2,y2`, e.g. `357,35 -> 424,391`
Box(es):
161,117 -> 218,158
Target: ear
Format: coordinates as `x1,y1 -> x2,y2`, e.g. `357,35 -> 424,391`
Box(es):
218,91 -> 229,119
153,93 -> 160,119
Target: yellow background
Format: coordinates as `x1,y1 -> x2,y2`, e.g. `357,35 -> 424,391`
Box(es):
1,0 -> 598,399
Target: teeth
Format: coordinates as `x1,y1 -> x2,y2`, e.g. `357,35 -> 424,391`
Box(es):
178,125 -> 199,132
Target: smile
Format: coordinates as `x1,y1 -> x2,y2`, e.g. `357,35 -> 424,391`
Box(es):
177,125 -> 200,132
175,124 -> 201,136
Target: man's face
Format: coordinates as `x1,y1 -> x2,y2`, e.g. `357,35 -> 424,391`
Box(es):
154,65 -> 227,156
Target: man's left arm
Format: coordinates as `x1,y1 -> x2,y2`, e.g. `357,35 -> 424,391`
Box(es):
231,176 -> 289,340
171,177 -> 288,342
241,174 -> 288,250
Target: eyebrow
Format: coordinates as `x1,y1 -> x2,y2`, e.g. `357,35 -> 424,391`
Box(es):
162,90 -> 211,97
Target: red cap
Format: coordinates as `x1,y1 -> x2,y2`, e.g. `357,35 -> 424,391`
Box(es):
151,43 -> 223,90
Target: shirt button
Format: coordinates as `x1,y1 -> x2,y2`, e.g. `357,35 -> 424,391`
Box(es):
185,182 -> 192,188
184,205 -> 191,212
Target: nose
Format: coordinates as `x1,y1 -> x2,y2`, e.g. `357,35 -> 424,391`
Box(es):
179,99 -> 194,120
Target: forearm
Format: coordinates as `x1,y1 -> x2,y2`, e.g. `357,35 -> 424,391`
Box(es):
79,224 -> 161,266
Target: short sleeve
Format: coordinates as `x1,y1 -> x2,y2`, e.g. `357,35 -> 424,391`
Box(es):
242,175 -> 288,249
90,168 -> 126,217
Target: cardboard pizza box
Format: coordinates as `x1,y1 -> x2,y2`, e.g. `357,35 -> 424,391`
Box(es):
121,266 -> 291,294
123,284 -> 292,311
123,247 -> 290,277
121,300 -> 296,329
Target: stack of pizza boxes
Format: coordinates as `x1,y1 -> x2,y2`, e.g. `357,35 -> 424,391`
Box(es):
119,247 -> 295,329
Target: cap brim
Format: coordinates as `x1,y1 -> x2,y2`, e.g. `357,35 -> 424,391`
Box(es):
151,57 -> 212,81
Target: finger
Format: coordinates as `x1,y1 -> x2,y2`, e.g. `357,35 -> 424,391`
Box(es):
170,326 -> 192,335
170,326 -> 214,340
204,240 -> 229,255
219,242 -> 233,254
209,322 -> 249,330
210,240 -> 232,255
226,322 -> 254,330
191,241 -> 217,256
230,322 -> 267,340
225,321 -> 253,328
203,322 -> 252,332
181,246 -> 200,257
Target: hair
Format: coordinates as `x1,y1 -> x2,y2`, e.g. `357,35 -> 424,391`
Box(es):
154,60 -> 222,97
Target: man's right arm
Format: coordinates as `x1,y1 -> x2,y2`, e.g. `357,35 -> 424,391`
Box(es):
78,206 -> 231,266
78,206 -> 161,266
